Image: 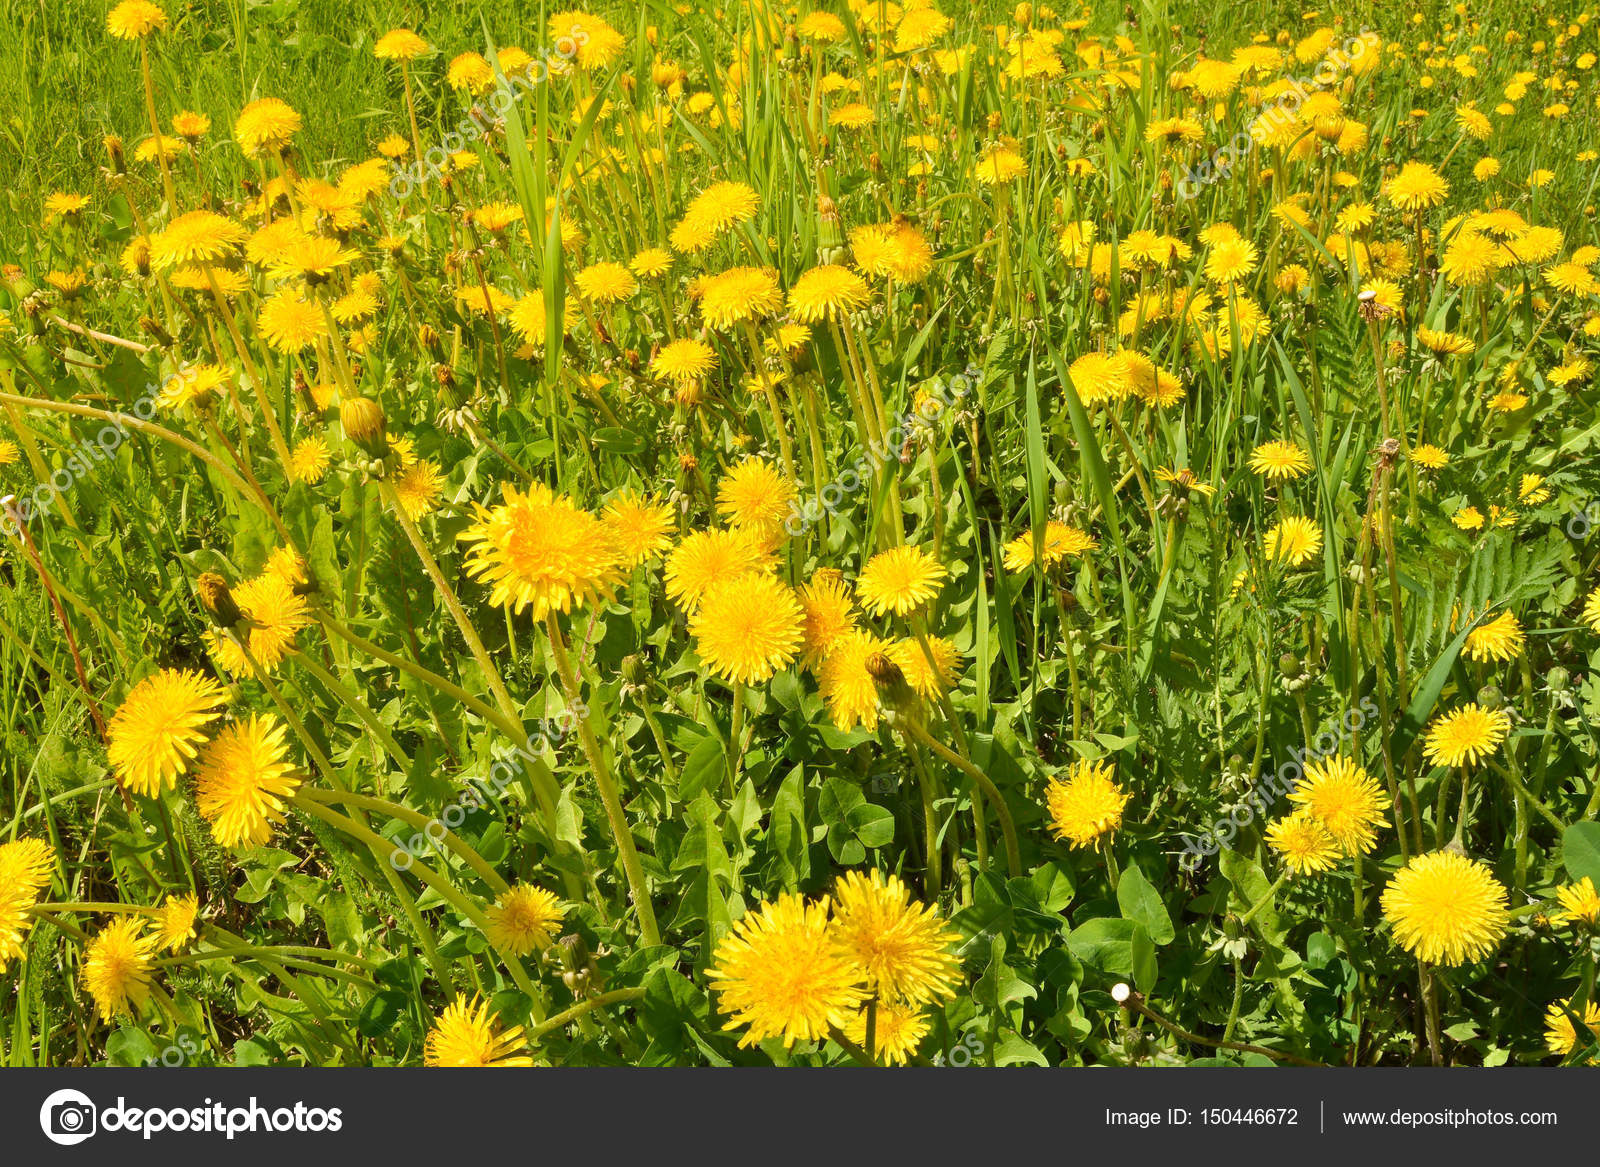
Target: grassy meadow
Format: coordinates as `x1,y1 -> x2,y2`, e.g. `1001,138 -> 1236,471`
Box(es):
3,0 -> 1600,1069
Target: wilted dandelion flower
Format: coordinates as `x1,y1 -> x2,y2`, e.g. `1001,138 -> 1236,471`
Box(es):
1422,703 -> 1511,767
1552,877 -> 1600,927
82,918 -> 158,1018
831,870 -> 961,1006
194,715 -> 301,847
856,546 -> 947,617
234,98 -> 301,158
425,997 -> 533,1067
602,493 -> 675,566
154,894 -> 199,953
1002,521 -> 1097,571
1265,810 -> 1341,875
107,668 -> 228,798
1381,850 -> 1509,966
1290,756 -> 1387,854
460,484 -> 621,618
690,572 -> 803,685
483,885 -> 566,955
1045,759 -> 1130,848
1263,516 -> 1322,566
1248,439 -> 1313,480
1465,610 -> 1525,663
707,894 -> 867,1049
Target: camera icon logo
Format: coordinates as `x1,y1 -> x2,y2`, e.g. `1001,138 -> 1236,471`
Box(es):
39,1089 -> 97,1146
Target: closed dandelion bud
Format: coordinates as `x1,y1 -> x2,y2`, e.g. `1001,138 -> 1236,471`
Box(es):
1548,667 -> 1571,694
1477,684 -> 1505,710
340,395 -> 389,456
1314,114 -> 1346,141
196,572 -> 242,628
137,315 -> 172,347
865,650 -> 917,712
417,324 -> 440,353
621,653 -> 649,686
1279,653 -> 1303,677
103,135 -> 126,173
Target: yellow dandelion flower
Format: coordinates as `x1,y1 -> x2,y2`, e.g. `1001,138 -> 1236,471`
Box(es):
707,894 -> 868,1049
1265,811 -> 1341,876
690,572 -> 803,685
1290,755 -> 1388,855
856,546 -> 946,617
1381,850 -> 1509,966
106,668 -> 228,798
194,714 -> 302,848
483,885 -> 566,955
425,996 -> 534,1067
831,870 -> 962,1006
460,483 -> 622,618
81,918 -> 159,1018
1045,759 -> 1130,848
1422,703 -> 1511,767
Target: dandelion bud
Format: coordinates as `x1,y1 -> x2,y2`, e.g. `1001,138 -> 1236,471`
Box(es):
1313,114 -> 1347,141
340,395 -> 389,456
621,654 -> 649,685
102,135 -> 126,173
1476,684 -> 1505,709
1548,667 -> 1571,694
196,572 -> 242,628
865,651 -> 917,712
417,323 -> 440,353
